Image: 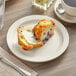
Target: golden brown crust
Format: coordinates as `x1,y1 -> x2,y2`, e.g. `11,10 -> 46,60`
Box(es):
33,19 -> 55,41
17,19 -> 55,50
17,26 -> 43,50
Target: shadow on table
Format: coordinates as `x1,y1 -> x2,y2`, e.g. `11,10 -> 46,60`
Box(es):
5,0 -> 19,9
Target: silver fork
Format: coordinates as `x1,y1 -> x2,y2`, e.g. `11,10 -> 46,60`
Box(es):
0,55 -> 31,76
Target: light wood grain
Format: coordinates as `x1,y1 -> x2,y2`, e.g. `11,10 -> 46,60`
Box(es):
0,0 -> 76,76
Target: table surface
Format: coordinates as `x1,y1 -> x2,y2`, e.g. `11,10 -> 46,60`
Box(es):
0,0 -> 76,76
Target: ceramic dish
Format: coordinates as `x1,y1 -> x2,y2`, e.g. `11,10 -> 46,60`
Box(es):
7,15 -> 69,62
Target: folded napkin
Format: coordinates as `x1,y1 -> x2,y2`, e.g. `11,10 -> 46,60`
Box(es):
0,47 -> 38,76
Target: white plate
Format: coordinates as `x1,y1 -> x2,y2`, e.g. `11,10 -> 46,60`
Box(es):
54,0 -> 76,23
7,15 -> 69,62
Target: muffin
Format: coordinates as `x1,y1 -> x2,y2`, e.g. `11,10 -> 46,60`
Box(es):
17,19 -> 55,50
17,26 -> 42,50
33,19 -> 55,44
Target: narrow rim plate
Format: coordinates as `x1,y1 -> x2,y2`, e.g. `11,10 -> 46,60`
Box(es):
7,15 -> 69,62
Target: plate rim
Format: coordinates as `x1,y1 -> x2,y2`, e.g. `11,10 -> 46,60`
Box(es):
54,0 -> 76,23
7,15 -> 69,62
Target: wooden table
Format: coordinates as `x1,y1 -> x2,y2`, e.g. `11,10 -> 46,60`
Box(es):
0,0 -> 76,76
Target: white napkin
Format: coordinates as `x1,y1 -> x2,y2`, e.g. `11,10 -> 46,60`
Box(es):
0,47 -> 38,76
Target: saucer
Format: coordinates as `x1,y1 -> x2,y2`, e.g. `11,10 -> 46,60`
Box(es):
54,0 -> 76,23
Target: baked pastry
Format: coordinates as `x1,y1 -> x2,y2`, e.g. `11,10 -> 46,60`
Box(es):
17,19 -> 55,50
17,26 -> 43,50
33,19 -> 55,44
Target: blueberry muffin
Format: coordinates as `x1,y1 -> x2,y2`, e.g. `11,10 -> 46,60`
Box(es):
17,26 -> 42,50
17,19 -> 55,50
33,19 -> 55,44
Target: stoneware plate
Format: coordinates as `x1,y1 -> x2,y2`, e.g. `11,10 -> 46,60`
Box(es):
54,0 -> 76,23
7,15 -> 69,62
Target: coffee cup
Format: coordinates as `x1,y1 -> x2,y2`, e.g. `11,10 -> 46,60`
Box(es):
60,0 -> 76,16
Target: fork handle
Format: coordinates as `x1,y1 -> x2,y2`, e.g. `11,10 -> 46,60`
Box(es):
2,57 -> 31,76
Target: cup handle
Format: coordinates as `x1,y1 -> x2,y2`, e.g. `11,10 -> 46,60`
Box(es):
56,3 -> 65,14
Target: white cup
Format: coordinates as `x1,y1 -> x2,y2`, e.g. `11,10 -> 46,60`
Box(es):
61,0 -> 76,16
